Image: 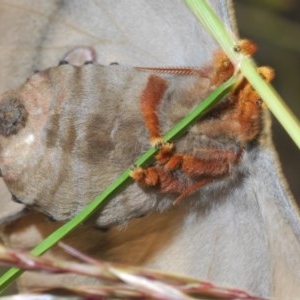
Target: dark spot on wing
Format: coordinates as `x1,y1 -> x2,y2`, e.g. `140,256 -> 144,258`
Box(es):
45,114 -> 59,148
79,114 -> 114,164
0,97 -> 28,136
45,114 -> 77,153
59,120 -> 77,153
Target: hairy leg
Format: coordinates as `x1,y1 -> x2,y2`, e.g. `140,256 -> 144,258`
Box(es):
139,74 -> 168,146
132,146 -> 243,202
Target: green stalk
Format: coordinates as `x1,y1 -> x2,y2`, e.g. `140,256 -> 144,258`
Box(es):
0,75 -> 237,294
185,0 -> 300,149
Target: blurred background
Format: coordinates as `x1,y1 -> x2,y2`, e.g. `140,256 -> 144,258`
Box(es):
235,0 -> 300,204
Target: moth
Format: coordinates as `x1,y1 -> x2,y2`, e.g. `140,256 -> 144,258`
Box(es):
1,1 -> 300,298
0,41 -> 272,222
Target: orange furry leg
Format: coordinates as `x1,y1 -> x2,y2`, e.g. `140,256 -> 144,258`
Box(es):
159,147 -> 242,178
132,148 -> 238,204
130,166 -> 186,194
173,148 -> 243,204
130,167 -> 159,186
140,74 -> 168,146
180,149 -> 241,178
212,51 -> 234,86
155,142 -> 175,165
233,66 -> 275,141
235,39 -> 257,56
212,40 -> 258,86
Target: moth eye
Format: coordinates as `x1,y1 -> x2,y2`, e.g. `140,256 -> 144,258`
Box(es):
58,60 -> 69,66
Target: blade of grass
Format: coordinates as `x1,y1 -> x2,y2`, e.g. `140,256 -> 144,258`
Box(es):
185,0 -> 300,149
0,74 -> 238,294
